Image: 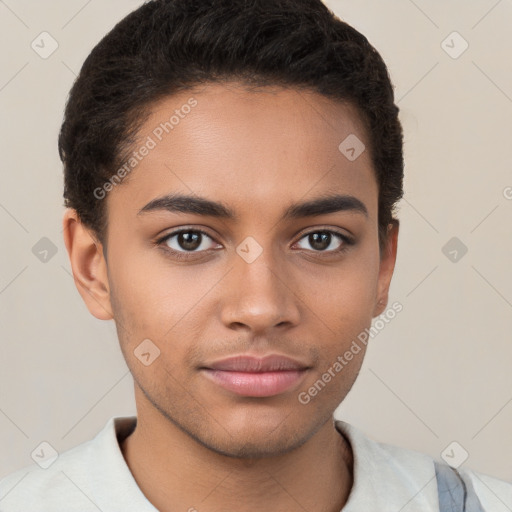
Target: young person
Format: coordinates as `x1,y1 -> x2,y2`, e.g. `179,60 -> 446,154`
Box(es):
1,1 -> 510,510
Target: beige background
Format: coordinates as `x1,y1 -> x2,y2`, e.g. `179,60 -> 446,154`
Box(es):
0,0 -> 511,483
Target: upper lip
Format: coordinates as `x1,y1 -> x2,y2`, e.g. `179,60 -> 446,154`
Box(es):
203,354 -> 309,372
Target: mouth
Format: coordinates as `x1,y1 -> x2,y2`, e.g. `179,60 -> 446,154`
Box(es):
200,354 -> 310,398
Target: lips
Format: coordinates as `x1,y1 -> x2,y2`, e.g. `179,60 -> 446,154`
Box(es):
201,354 -> 310,397
205,354 -> 308,372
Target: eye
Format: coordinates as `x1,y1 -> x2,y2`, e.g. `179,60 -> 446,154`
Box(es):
157,228 -> 220,258
294,230 -> 354,254
156,227 -> 355,261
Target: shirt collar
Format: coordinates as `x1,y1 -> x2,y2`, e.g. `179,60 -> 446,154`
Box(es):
94,415 -> 438,511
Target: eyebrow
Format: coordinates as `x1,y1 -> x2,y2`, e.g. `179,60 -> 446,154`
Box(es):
137,192 -> 368,221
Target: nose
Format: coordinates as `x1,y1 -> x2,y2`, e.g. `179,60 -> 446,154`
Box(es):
220,246 -> 301,335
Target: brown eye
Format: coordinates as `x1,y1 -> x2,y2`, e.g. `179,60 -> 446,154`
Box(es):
295,230 -> 354,254
174,231 -> 202,251
158,229 -> 219,256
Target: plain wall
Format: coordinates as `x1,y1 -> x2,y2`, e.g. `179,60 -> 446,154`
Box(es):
0,0 -> 511,482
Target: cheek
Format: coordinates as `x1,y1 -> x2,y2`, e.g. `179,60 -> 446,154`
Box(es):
299,245 -> 380,321
106,244 -> 171,349
107,243 -> 222,359
295,246 -> 380,366
295,264 -> 377,403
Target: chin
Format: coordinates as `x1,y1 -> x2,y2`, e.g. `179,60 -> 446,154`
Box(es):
199,428 -> 308,459
188,411 -> 318,460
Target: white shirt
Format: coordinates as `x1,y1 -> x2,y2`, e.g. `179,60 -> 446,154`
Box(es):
0,416 -> 510,511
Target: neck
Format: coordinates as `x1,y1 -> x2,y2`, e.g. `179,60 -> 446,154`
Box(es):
120,407 -> 353,512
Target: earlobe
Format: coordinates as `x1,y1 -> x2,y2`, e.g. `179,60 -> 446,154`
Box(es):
373,221 -> 399,317
62,208 -> 113,320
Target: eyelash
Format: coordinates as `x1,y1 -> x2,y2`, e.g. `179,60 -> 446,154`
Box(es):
155,227 -> 355,261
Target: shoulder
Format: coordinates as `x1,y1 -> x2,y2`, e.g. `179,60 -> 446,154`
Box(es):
458,466 -> 512,511
0,437 -> 97,511
0,416 -> 130,512
335,419 -> 512,511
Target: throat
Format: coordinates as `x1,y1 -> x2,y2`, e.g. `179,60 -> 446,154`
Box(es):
118,420 -> 353,512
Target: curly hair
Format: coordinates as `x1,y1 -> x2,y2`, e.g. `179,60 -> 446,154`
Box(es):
59,0 -> 404,253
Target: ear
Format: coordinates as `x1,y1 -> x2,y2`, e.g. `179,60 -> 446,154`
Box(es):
62,208 -> 113,320
373,220 -> 399,317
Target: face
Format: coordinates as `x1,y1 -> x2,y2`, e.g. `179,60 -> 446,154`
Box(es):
68,82 -> 398,458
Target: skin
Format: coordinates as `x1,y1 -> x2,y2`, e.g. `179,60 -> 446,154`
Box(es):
63,82 -> 399,512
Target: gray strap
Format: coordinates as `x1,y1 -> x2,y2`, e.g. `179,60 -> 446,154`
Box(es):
434,460 -> 486,511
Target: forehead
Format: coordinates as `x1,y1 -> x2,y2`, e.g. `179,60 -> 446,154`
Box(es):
108,82 -> 378,223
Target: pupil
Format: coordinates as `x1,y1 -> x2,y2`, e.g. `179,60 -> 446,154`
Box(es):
179,232 -> 201,251
310,232 -> 330,251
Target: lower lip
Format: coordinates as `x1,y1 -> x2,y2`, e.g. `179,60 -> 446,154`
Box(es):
201,369 -> 308,397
